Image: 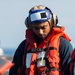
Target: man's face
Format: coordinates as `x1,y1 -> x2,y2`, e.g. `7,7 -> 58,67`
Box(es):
31,21 -> 51,39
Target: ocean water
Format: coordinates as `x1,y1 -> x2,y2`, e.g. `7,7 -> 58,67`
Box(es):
3,48 -> 16,56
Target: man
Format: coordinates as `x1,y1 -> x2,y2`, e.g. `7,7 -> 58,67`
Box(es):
9,5 -> 73,75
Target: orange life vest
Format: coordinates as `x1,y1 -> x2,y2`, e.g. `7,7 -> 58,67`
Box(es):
18,26 -> 71,75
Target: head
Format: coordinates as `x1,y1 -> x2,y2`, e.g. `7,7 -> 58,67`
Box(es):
25,5 -> 58,39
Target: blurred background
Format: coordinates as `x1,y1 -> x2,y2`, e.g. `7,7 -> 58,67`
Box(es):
0,0 -> 75,74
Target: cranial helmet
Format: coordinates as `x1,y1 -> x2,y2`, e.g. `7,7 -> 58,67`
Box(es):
25,5 -> 58,28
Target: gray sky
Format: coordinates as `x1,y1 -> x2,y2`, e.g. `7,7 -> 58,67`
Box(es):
0,0 -> 75,49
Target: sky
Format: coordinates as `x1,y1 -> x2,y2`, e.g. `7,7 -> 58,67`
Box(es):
0,0 -> 75,49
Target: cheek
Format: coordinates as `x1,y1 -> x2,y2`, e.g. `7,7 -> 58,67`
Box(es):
45,27 -> 50,34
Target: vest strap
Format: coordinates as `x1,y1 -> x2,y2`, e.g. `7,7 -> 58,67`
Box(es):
41,67 -> 60,75
27,47 -> 57,53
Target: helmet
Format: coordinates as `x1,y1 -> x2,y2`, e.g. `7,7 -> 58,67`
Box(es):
25,5 -> 58,28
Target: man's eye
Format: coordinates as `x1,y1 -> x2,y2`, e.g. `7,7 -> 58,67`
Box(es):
41,26 -> 46,29
41,27 -> 45,29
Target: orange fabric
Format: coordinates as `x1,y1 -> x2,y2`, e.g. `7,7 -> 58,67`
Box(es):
23,26 -> 71,75
0,57 -> 14,75
29,53 -> 37,75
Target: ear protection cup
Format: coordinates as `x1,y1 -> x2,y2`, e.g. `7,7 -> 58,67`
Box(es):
52,14 -> 58,26
25,17 -> 30,29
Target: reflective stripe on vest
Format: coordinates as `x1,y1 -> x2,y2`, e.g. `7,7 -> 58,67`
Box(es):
26,53 -> 32,68
26,51 -> 45,68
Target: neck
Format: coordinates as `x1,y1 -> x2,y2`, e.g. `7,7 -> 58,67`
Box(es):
34,33 -> 44,46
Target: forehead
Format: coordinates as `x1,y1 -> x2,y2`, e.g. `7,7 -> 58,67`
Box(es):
32,21 -> 49,27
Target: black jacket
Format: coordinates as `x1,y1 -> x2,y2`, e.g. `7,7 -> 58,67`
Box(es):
9,37 -> 73,75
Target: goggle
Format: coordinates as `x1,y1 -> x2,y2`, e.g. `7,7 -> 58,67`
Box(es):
29,9 -> 51,24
